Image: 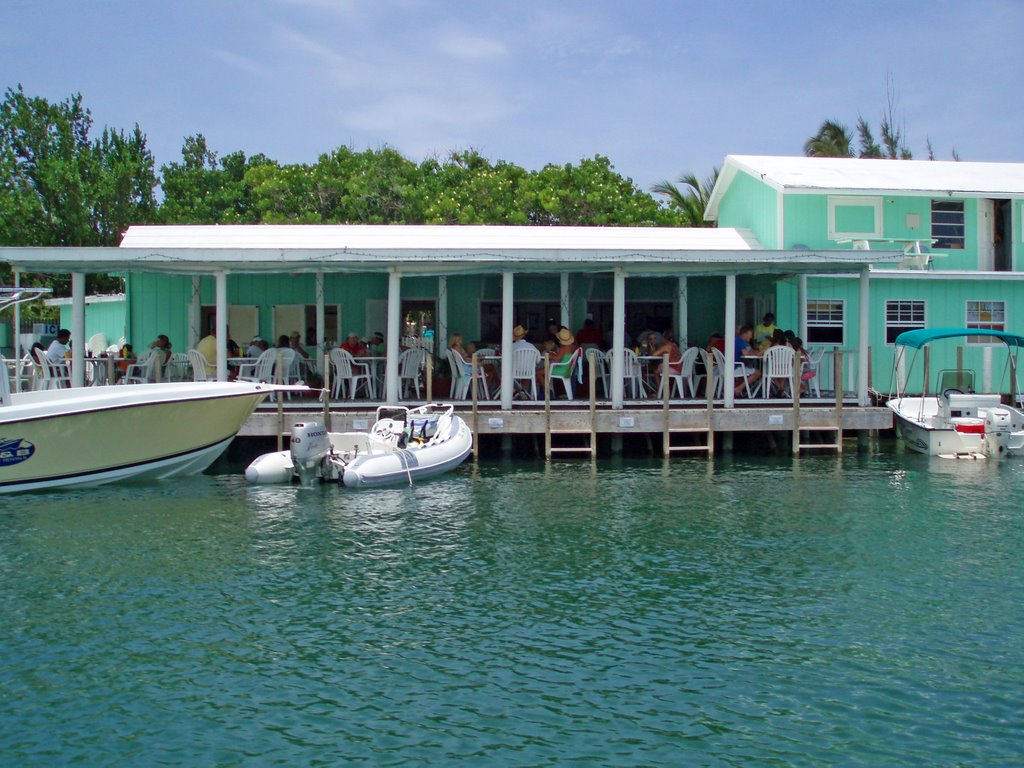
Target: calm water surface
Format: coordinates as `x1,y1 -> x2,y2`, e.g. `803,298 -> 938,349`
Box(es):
1,451 -> 1023,766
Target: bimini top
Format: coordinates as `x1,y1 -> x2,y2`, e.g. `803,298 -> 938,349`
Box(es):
894,327 -> 1024,349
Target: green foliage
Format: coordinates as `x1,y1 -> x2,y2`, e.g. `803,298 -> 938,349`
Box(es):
650,168 -> 719,227
0,84 -> 157,292
159,134 -> 271,223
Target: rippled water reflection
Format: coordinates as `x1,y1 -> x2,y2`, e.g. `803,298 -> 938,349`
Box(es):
2,453 -> 1023,765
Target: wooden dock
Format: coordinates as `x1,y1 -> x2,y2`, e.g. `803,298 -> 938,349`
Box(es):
239,399 -> 891,456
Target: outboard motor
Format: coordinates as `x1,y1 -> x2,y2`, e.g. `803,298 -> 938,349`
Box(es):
289,422 -> 331,485
983,408 -> 1013,459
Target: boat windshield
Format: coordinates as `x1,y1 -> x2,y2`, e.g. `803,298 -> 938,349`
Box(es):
936,368 -> 975,393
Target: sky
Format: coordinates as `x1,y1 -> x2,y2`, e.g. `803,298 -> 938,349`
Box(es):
4,0 -> 1024,194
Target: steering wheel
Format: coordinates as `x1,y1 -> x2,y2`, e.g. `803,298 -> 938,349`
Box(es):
941,387 -> 964,401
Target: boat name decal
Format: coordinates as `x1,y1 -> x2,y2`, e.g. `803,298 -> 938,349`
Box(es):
0,437 -> 35,467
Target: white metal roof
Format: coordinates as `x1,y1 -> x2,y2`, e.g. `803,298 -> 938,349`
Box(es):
120,224 -> 763,251
706,154 -> 1024,220
0,224 -> 902,276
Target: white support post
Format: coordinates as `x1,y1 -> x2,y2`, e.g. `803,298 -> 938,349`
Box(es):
560,272 -> 570,329
12,269 -> 21,392
724,275 -> 737,409
858,268 -> 870,406
676,276 -> 688,348
437,276 -> 448,357
315,271 -> 325,376
71,272 -> 86,388
189,275 -> 202,350
798,275 -> 808,341
500,271 -> 514,410
611,270 -> 626,409
983,346 -> 993,393
215,271 -> 228,382
385,269 -> 401,403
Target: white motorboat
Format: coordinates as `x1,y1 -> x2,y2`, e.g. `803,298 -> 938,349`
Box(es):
245,403 -> 472,487
887,328 -> 1024,459
0,286 -> 280,492
0,378 -> 278,493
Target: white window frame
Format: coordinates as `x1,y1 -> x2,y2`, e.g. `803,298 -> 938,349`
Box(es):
885,300 -> 926,345
806,298 -> 845,345
828,196 -> 883,240
931,199 -> 965,250
966,299 -> 1006,344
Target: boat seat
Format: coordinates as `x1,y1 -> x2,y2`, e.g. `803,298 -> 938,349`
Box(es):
943,392 -> 1003,419
406,417 -> 439,443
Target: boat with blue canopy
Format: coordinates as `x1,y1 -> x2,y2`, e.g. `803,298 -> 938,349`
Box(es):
887,327 -> 1024,458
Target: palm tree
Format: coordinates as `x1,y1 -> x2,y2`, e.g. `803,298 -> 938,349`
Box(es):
651,167 -> 719,227
804,120 -> 854,157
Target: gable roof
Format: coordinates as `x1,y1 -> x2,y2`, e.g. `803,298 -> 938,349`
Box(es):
706,154 -> 1024,221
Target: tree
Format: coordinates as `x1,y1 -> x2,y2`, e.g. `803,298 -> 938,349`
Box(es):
650,168 -> 720,226
160,134 -> 270,223
0,85 -> 158,292
803,120 -> 854,158
519,155 -> 680,226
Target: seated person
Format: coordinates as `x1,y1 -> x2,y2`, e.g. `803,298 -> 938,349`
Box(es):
734,325 -> 762,396
150,334 -> 173,366
537,328 -> 577,393
649,330 -> 683,396
341,332 -> 367,357
511,325 -> 535,352
367,331 -> 386,356
754,312 -> 777,348
575,317 -> 603,347
46,328 -> 71,365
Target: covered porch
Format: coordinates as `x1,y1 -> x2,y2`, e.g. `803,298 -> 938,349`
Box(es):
1,225 -> 902,410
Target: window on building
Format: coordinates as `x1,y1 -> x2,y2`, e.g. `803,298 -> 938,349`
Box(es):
806,299 -> 844,345
966,300 -> 1005,344
885,300 -> 925,344
828,196 -> 883,241
931,200 -> 965,250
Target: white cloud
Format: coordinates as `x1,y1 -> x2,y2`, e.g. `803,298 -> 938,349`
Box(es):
434,32 -> 507,61
208,48 -> 268,78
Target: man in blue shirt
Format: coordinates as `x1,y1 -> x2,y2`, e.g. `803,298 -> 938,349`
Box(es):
734,325 -> 762,397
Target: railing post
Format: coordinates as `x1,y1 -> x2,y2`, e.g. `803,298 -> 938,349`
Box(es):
471,352 -> 479,461
792,347 -> 801,455
544,355 -> 551,459
426,352 -> 433,402
662,352 -> 670,457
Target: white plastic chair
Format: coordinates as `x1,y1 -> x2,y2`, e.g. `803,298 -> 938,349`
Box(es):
511,346 -> 540,400
166,352 -> 190,382
122,349 -> 159,384
32,348 -> 70,390
446,348 -> 488,400
239,348 -> 296,400
621,348 -> 645,399
761,345 -> 795,398
398,347 -> 425,400
804,347 -> 824,398
330,348 -> 373,400
188,349 -> 213,381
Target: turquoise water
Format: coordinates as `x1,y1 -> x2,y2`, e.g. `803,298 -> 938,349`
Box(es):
1,452 -> 1023,766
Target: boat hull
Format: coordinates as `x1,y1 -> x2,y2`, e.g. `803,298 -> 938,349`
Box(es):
888,397 -> 1024,457
0,382 -> 270,493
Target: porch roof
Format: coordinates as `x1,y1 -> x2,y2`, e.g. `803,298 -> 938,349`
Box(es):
1,224 -> 902,276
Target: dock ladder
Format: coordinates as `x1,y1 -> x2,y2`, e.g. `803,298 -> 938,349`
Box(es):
544,351 -> 597,459
662,351 -> 715,457
793,348 -> 844,454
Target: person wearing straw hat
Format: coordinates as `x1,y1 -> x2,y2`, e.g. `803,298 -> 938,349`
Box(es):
538,327 -> 577,394
511,324 -> 534,352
